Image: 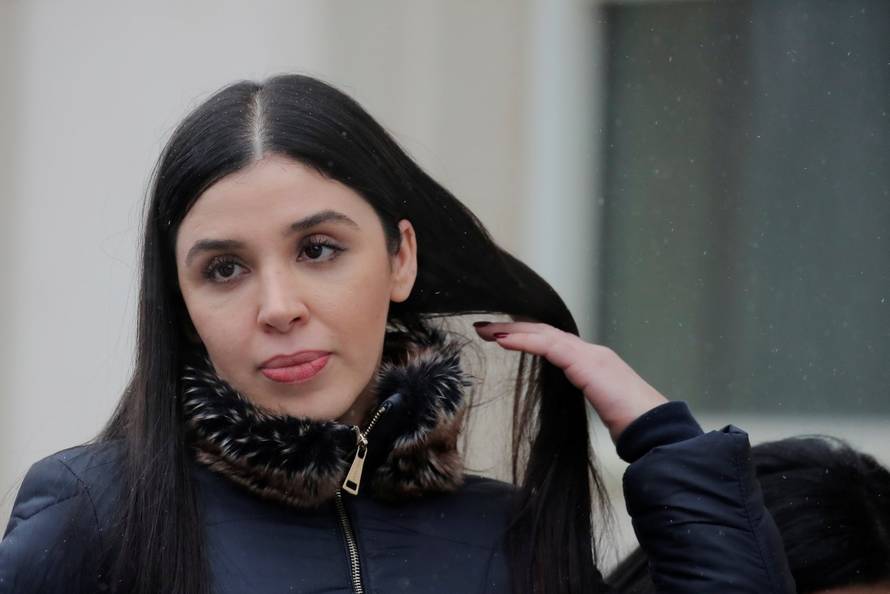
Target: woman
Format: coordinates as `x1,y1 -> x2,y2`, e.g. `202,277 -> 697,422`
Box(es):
608,436 -> 890,594
0,74 -> 794,594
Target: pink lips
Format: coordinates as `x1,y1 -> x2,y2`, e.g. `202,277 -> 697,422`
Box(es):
259,351 -> 330,384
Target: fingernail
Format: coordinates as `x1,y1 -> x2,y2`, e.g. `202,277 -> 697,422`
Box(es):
473,321 -> 491,328
493,332 -> 509,339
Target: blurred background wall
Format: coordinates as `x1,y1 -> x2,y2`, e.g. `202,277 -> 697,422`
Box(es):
1,0 -> 888,570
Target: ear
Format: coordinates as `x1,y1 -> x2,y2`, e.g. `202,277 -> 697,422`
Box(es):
389,219 -> 418,303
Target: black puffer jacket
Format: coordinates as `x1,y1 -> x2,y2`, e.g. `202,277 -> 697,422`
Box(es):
0,330 -> 795,593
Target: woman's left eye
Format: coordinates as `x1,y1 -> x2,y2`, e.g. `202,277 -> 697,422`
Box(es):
299,238 -> 344,262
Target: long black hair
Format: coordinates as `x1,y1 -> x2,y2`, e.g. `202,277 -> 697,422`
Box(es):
607,435 -> 890,593
97,74 -> 610,593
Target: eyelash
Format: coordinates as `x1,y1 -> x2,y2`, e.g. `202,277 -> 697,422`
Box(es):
201,237 -> 345,284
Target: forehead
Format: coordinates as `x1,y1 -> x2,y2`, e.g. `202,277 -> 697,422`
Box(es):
176,155 -> 377,243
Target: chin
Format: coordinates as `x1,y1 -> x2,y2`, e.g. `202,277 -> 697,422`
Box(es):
271,400 -> 351,423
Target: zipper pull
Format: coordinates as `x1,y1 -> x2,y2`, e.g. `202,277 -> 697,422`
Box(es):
342,427 -> 368,495
341,400 -> 392,496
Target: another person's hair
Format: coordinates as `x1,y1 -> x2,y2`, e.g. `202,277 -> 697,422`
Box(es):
607,436 -> 890,593
96,75 -> 609,593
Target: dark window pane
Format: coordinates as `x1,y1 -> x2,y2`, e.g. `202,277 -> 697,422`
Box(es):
599,0 -> 890,414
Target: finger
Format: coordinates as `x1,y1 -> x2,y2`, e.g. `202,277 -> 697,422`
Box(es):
491,331 -> 582,371
473,320 -> 565,342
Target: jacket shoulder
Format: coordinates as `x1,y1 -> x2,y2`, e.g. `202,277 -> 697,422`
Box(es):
455,474 -> 516,517
0,442 -> 121,593
460,474 -> 515,498
356,473 -> 514,547
381,474 -> 514,542
7,442 -> 122,528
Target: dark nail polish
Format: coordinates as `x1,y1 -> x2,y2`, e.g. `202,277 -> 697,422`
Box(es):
473,321 -> 491,328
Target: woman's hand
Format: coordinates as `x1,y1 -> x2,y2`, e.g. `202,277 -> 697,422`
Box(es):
473,321 -> 668,442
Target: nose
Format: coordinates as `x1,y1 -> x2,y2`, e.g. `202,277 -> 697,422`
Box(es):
256,267 -> 309,332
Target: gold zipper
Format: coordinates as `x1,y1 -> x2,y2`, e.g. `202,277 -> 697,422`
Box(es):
335,401 -> 392,594
341,401 -> 390,496
335,490 -> 364,594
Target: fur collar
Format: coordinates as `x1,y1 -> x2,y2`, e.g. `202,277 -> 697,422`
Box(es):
181,326 -> 470,508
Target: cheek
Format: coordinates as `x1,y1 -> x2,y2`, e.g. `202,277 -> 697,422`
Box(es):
182,291 -> 253,370
316,263 -> 394,373
334,263 -> 393,325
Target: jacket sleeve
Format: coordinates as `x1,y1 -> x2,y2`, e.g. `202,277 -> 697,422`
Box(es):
0,454 -> 102,594
615,401 -> 796,594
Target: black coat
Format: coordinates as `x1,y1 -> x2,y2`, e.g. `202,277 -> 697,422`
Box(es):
0,330 -> 795,593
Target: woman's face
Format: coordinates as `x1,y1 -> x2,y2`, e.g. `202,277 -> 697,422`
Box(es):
175,154 -> 417,425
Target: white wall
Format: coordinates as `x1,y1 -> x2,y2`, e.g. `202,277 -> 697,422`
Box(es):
0,1 -> 21,510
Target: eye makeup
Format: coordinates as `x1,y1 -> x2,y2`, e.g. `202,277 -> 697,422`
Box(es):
199,235 -> 347,284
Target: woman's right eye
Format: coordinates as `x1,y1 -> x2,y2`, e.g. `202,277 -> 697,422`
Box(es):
203,257 -> 246,283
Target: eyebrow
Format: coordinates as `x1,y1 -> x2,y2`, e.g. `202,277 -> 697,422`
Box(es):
184,209 -> 360,266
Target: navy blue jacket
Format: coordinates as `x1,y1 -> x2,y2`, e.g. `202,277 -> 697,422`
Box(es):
0,402 -> 795,593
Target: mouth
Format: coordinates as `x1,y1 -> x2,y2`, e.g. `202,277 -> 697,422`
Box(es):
259,351 -> 331,384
